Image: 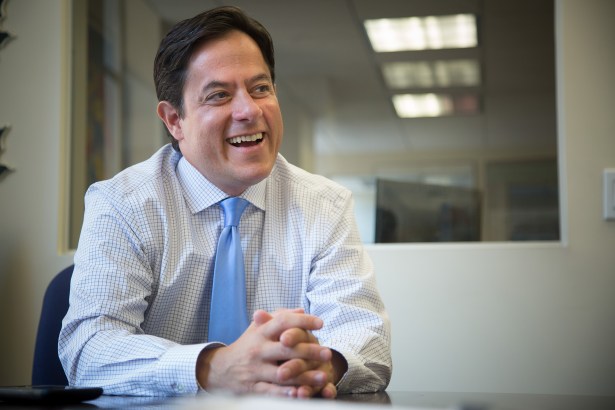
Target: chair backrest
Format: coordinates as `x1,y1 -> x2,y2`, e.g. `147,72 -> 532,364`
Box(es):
32,265 -> 73,385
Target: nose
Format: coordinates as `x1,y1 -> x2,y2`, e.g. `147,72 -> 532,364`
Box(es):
231,91 -> 262,122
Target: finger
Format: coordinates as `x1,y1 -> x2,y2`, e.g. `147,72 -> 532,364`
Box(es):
204,347 -> 283,391
261,340 -> 331,363
297,384 -> 319,399
277,359 -> 330,389
252,308 -> 305,327
320,382 -> 337,399
277,358 -> 313,382
252,308 -> 308,327
273,307 -> 305,315
252,309 -> 273,326
282,368 -> 328,389
279,328 -> 318,347
277,357 -> 331,382
251,381 -> 298,398
247,361 -> 283,384
260,312 -> 323,339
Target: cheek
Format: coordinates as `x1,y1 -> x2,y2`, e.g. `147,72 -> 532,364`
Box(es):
196,133 -> 220,155
277,114 -> 284,138
192,116 -> 222,147
265,106 -> 284,134
274,115 -> 284,148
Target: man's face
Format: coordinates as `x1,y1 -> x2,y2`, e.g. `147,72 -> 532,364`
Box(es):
159,30 -> 283,196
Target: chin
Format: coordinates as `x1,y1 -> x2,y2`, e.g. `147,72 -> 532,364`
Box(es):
241,165 -> 274,185
245,171 -> 271,185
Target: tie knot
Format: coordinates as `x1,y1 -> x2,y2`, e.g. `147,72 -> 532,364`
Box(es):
220,197 -> 249,227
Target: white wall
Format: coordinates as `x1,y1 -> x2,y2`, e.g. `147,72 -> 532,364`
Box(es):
276,84 -> 316,170
374,0 -> 615,395
123,0 -> 165,166
0,0 -> 613,395
0,0 -> 74,385
0,0 -> 160,385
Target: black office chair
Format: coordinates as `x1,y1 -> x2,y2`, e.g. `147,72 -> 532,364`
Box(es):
32,265 -> 73,385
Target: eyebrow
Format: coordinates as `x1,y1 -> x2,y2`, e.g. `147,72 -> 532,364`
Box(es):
200,73 -> 273,94
249,73 -> 273,84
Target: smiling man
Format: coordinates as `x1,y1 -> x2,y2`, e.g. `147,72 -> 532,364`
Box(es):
157,30 -> 282,197
59,6 -> 391,399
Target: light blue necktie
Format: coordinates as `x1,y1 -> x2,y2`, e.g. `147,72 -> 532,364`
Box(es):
208,197 -> 250,345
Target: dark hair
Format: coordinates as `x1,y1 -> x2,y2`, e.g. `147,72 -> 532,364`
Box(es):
153,6 -> 276,150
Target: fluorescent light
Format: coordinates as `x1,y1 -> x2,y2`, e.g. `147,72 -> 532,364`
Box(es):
393,94 -> 450,117
382,59 -> 481,89
365,14 -> 477,52
392,93 -> 479,118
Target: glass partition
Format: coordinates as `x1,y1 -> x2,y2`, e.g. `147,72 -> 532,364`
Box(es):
68,0 -> 558,248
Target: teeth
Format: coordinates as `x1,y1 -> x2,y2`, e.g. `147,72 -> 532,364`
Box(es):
228,133 -> 263,145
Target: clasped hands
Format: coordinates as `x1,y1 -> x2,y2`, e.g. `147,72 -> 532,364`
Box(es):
197,308 -> 345,398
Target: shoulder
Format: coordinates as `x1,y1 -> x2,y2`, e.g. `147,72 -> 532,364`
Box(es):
270,155 -> 351,209
86,144 -> 180,204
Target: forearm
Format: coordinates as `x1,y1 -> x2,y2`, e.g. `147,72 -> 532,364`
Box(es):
307,191 -> 392,392
308,263 -> 392,392
314,289 -> 391,392
59,318 -> 208,396
308,260 -> 392,392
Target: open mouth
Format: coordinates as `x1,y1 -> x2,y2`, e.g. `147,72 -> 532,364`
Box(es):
227,132 -> 264,147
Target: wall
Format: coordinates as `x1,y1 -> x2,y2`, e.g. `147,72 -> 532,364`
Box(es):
373,0 -> 615,394
123,0 -> 165,166
0,0 -> 161,385
0,0 -> 613,395
0,0 -> 74,385
276,85 -> 316,170
68,0 -> 163,248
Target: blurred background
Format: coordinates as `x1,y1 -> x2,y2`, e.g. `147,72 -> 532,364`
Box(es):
68,0 -> 558,247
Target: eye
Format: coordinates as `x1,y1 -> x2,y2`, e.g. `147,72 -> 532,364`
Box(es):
205,91 -> 230,104
252,83 -> 273,97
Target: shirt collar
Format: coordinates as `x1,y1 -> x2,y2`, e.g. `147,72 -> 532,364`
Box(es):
176,156 -> 267,214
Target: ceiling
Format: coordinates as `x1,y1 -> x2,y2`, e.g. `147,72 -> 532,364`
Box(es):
144,0 -> 557,160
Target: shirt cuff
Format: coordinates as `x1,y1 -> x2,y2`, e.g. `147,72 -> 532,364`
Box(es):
332,350 -> 359,394
155,342 -> 223,396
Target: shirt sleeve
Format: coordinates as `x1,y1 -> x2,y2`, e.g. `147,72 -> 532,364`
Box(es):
58,184 -> 210,396
306,190 -> 392,393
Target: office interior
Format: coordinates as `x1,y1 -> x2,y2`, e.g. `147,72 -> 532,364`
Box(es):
0,0 -> 614,397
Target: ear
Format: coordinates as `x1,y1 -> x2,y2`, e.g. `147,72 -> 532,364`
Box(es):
157,101 -> 184,142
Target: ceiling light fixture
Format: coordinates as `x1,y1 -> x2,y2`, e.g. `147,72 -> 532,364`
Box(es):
364,14 -> 477,52
392,93 -> 480,118
382,59 -> 481,89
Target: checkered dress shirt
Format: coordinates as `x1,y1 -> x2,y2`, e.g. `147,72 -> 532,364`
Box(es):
59,144 -> 391,396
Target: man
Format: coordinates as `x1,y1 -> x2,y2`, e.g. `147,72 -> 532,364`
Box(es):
59,6 -> 391,398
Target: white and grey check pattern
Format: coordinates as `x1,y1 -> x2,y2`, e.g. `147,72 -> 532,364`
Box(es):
59,144 -> 391,396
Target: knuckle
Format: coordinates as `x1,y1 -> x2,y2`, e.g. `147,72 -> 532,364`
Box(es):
247,345 -> 262,360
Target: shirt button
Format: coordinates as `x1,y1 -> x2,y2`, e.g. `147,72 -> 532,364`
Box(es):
171,382 -> 185,393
